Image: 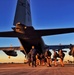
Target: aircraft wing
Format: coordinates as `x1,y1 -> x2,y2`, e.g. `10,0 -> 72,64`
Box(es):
45,44 -> 73,51
0,31 -> 18,37
0,31 -> 27,38
36,28 -> 74,36
0,46 -> 24,51
0,46 -> 26,56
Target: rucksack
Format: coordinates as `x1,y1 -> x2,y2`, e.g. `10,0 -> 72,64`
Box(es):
47,51 -> 52,56
53,52 -> 59,58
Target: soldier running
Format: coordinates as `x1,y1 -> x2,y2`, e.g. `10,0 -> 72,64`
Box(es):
58,49 -> 65,67
45,49 -> 52,67
53,50 -> 58,67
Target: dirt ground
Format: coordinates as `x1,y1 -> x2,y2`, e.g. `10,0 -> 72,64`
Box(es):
0,64 -> 74,75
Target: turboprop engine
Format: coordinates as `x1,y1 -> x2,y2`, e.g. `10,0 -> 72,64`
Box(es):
3,50 -> 17,57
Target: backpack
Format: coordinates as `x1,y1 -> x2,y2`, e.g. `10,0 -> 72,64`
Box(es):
53,52 -> 59,58
47,51 -> 52,56
62,52 -> 65,58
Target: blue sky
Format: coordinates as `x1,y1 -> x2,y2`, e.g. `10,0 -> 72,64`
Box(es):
0,0 -> 74,62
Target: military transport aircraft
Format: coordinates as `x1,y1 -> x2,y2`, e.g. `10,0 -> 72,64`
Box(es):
0,0 -> 74,57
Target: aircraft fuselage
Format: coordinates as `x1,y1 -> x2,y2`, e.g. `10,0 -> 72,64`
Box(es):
13,23 -> 45,54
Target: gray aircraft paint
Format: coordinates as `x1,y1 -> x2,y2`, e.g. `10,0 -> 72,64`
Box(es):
13,0 -> 32,26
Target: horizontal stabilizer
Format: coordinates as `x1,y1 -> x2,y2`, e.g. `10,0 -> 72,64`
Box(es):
35,28 -> 74,36
0,31 -> 18,37
0,31 -> 27,38
0,46 -> 24,51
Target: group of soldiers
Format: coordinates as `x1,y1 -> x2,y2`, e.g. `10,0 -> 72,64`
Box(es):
27,46 -> 65,67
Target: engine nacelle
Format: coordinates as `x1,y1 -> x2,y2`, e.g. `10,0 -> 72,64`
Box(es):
3,50 -> 17,57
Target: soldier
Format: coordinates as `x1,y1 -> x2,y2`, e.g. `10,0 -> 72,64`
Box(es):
58,49 -> 65,67
45,49 -> 52,67
27,51 -> 31,66
36,53 -> 40,66
40,54 -> 45,66
53,50 -> 58,67
69,45 -> 74,57
30,46 -> 37,67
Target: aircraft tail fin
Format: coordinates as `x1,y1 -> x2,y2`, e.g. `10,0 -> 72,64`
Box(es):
13,0 -> 32,26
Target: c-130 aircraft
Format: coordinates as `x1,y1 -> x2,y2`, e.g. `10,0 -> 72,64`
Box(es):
0,0 -> 74,57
